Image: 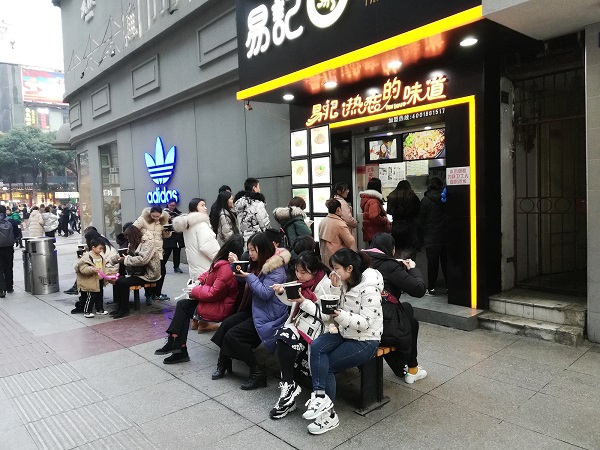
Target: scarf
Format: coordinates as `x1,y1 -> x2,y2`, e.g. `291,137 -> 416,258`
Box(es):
292,270 -> 326,319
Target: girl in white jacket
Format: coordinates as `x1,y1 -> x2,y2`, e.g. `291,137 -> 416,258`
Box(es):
302,248 -> 383,435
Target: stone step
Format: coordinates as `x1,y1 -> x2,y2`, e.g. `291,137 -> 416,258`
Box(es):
478,311 -> 585,346
488,288 -> 586,327
403,296 -> 484,331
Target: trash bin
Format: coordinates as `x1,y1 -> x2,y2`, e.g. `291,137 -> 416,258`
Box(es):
29,237 -> 60,295
22,238 -> 34,293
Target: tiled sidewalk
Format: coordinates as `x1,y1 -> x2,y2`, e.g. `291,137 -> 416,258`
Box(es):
1,235 -> 600,449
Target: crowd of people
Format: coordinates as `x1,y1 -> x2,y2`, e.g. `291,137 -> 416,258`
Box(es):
19,175 -> 444,435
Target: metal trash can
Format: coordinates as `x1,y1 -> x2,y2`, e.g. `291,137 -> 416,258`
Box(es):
29,237 -> 60,295
22,238 -> 35,293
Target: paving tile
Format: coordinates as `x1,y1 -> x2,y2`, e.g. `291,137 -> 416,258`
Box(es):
148,344 -> 218,377
473,421 -> 582,450
0,363 -> 83,398
541,369 -> 600,410
77,427 -> 157,449
212,425 -> 295,450
177,366 -> 243,398
0,398 -> 24,432
467,352 -> 560,391
506,392 -> 600,449
140,400 -> 253,447
417,345 -> 493,370
107,379 -> 208,424
568,348 -> 600,377
1,425 -> 38,450
338,394 -> 500,450
69,348 -> 147,379
384,358 -> 464,394
40,327 -> 125,362
499,337 -> 590,369
427,370 -> 537,420
86,361 -> 174,399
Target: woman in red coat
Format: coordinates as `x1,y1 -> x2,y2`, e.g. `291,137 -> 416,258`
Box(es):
359,178 -> 391,245
154,234 -> 243,364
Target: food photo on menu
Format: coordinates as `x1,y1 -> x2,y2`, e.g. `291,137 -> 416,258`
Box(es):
403,128 -> 446,160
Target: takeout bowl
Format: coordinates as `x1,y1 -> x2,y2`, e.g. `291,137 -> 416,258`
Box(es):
284,283 -> 302,301
320,294 -> 340,314
230,261 -> 249,273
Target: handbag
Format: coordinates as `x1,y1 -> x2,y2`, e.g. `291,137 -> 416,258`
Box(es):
294,303 -> 325,344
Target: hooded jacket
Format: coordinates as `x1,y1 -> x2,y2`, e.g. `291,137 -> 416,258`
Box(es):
28,209 -> 45,237
41,211 -> 59,232
246,247 -> 290,352
331,268 -> 384,341
75,251 -> 105,292
273,206 -> 312,247
359,190 -> 390,242
132,208 -> 171,259
318,213 -> 356,268
172,211 -> 220,280
234,191 -> 270,245
190,260 -> 239,322
121,235 -> 161,282
364,249 -> 426,300
418,189 -> 446,247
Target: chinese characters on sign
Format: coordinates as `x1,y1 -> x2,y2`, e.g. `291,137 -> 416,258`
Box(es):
246,0 -> 349,59
306,75 -> 448,126
446,166 -> 470,185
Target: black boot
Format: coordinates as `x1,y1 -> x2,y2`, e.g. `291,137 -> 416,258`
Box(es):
240,365 -> 267,390
163,347 -> 190,364
211,356 -> 233,380
154,335 -> 182,355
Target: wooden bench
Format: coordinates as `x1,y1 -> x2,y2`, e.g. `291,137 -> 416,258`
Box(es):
129,283 -> 157,310
355,346 -> 396,416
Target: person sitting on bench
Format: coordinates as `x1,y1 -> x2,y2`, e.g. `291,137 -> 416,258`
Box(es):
302,248 -> 383,435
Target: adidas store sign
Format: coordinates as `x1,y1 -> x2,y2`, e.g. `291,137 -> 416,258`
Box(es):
145,137 -> 180,205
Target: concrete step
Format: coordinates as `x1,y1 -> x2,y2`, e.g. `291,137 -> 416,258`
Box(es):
488,288 -> 586,327
478,311 -> 585,346
403,296 -> 484,331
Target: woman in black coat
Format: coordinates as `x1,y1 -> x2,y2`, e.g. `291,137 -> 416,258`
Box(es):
364,233 -> 427,384
386,180 -> 421,259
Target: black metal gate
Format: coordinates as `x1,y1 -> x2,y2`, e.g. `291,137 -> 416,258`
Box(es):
513,67 -> 586,295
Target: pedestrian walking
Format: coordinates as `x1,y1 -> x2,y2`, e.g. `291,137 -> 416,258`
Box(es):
0,205 -> 19,297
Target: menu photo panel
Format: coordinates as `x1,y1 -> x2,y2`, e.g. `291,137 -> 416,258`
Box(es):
292,187 -> 310,212
312,187 -> 331,214
310,125 -> 330,155
291,159 -> 309,185
290,129 -> 308,157
311,156 -> 331,185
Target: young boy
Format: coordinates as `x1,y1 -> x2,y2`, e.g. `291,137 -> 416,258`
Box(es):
76,238 -> 109,318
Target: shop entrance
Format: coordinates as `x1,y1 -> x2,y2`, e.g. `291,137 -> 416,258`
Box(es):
513,67 -> 586,295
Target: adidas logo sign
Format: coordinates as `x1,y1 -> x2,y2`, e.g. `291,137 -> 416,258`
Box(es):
145,137 -> 176,185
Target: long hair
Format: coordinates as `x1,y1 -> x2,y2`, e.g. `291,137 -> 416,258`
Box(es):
370,233 -> 395,257
330,248 -> 371,289
388,180 -> 418,216
209,191 -> 237,234
367,177 -> 382,193
210,234 -> 244,271
247,232 -> 275,273
124,225 -> 144,254
295,250 -> 329,276
188,198 -> 205,213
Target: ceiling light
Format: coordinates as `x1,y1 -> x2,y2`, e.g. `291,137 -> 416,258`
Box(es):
324,80 -> 338,89
424,126 -> 432,130
387,60 -> 402,70
366,88 -> 379,96
386,132 -> 393,136
460,37 -> 478,47
283,94 -> 294,101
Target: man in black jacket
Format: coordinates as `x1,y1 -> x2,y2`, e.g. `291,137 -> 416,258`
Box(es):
0,205 -> 20,297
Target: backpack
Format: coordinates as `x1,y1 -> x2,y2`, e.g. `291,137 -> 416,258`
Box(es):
0,218 -> 15,247
380,298 -> 412,362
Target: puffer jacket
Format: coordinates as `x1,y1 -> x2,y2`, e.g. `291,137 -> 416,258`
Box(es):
121,235 -> 161,282
359,190 -> 390,243
234,191 -> 270,245
216,209 -> 238,246
364,249 -> 426,299
41,212 -> 59,232
28,210 -> 45,237
75,251 -> 105,292
173,211 -> 220,280
246,248 -> 290,352
273,206 -> 312,247
419,189 -> 446,247
133,208 -> 171,260
191,260 -> 239,322
331,268 -> 384,341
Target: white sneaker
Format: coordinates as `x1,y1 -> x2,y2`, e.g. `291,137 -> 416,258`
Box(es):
307,409 -> 339,435
96,310 -> 109,315
405,366 -> 427,384
84,313 -> 95,318
302,392 -> 333,420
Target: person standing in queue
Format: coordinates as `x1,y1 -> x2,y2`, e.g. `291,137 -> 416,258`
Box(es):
163,200 -> 185,274
333,182 -> 358,240
234,178 -> 270,248
359,177 -> 391,246
318,198 -> 356,269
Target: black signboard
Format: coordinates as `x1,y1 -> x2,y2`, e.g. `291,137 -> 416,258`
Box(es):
236,0 -> 482,91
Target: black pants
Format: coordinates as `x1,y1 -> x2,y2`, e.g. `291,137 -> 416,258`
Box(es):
0,246 -> 14,292
211,311 -> 260,367
163,247 -> 181,270
383,302 -> 420,376
425,244 -> 448,290
59,218 -> 69,236
166,298 -> 199,344
83,284 -> 104,313
276,340 -> 298,384
113,276 -> 147,313
45,230 -> 56,238
146,262 -> 166,298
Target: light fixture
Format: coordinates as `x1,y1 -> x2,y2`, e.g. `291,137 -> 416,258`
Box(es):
386,132 -> 393,136
324,80 -> 338,89
245,101 -> 253,111
460,37 -> 478,47
424,126 -> 432,130
387,60 -> 402,70
283,93 -> 294,101
366,88 -> 380,96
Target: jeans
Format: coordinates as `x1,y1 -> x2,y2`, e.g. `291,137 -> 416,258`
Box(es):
310,333 -> 379,401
